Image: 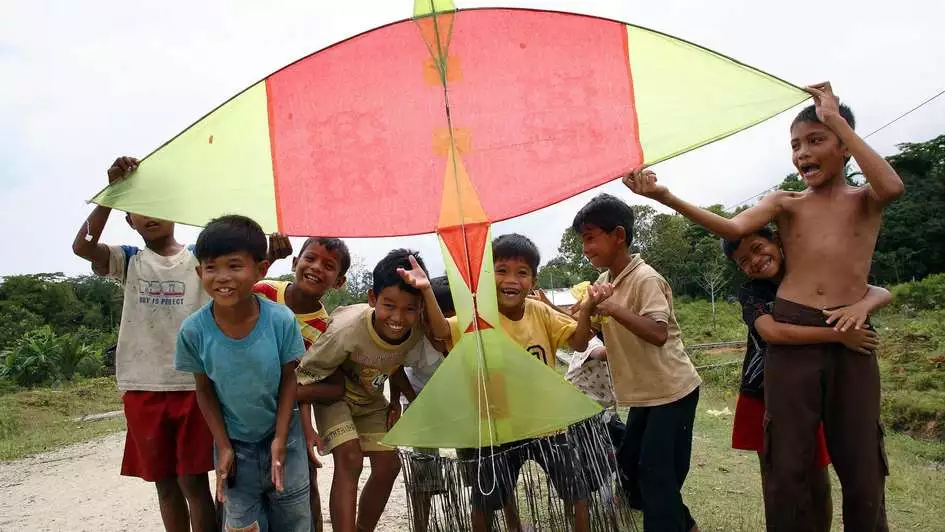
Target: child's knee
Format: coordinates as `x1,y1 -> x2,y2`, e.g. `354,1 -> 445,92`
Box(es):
176,473 -> 211,501
370,451 -> 401,479
154,477 -> 183,500
333,442 -> 364,478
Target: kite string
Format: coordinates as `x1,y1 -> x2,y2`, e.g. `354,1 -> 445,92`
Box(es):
424,3 -> 499,495
723,86 -> 945,211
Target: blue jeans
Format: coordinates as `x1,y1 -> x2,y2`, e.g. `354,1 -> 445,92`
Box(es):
220,412 -> 311,531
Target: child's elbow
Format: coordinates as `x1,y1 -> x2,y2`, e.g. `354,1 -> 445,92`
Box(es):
570,337 -> 590,352
885,181 -> 905,201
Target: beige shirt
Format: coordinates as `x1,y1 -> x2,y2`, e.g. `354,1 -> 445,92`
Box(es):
597,254 -> 701,407
297,304 -> 424,409
107,245 -> 210,391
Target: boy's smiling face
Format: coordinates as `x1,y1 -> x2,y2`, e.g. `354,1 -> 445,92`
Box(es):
732,234 -> 782,280
790,120 -> 849,188
368,286 -> 421,343
579,224 -> 624,269
494,257 -> 534,316
197,251 -> 268,308
293,242 -> 346,299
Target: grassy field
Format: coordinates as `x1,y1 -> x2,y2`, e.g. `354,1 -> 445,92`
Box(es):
682,389 -> 945,531
0,377 -> 125,461
0,299 -> 942,529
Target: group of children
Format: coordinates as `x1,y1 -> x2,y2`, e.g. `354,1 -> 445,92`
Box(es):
72,81 -> 902,532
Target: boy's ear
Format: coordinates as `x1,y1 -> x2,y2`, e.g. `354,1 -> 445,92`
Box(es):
256,259 -> 270,279
771,231 -> 782,246
615,225 -> 627,246
334,275 -> 347,290
194,265 -> 203,281
125,213 -> 135,229
367,289 -> 377,307
291,256 -> 298,273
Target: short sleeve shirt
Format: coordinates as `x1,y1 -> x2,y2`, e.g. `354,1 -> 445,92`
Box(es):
447,298 -> 577,369
105,245 -> 210,391
174,297 -> 305,442
296,304 -> 424,410
253,280 -> 330,350
597,254 -> 701,407
736,279 -> 778,398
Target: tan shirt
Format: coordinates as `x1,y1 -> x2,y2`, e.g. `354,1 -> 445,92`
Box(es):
296,304 -> 424,409
597,254 -> 700,407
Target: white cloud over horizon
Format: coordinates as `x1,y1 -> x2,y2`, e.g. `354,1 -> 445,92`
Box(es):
2,0 -> 943,279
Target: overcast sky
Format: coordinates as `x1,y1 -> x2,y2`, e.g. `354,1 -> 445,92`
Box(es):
2,0 -> 943,279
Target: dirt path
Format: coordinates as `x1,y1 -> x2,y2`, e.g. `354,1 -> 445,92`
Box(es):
0,431 -> 410,531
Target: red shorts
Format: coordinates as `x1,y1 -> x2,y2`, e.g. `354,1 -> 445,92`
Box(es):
121,391 -> 214,481
732,393 -> 830,468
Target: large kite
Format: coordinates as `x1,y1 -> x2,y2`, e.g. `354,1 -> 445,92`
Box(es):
92,1 -> 807,530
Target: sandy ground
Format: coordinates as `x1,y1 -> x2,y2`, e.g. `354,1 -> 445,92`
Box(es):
0,431 -> 410,531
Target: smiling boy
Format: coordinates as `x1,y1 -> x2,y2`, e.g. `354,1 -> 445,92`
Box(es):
295,249 -> 450,532
175,215 -> 311,531
254,235 -> 353,532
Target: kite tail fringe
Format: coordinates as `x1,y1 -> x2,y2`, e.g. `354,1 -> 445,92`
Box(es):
397,414 -> 638,531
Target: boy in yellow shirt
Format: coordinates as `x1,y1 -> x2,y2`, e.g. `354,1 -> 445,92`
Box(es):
449,233 -> 602,532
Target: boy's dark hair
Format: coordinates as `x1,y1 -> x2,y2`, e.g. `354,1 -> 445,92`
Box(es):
792,103 -> 856,131
430,276 -> 454,315
299,237 -> 352,276
571,193 -> 635,250
721,226 -> 776,260
492,233 -> 541,276
194,215 -> 267,262
372,249 -> 426,296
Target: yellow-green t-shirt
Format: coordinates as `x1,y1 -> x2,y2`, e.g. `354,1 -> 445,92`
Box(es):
448,298 -> 576,369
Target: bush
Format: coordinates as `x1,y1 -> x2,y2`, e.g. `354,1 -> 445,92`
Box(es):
76,352 -> 106,378
0,327 -> 62,387
0,326 -> 109,387
891,273 -> 945,311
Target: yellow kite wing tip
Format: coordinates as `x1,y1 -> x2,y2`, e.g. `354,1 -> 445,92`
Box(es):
413,0 -> 457,18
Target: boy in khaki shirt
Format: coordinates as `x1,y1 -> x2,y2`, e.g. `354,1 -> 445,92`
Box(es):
572,193 -> 701,532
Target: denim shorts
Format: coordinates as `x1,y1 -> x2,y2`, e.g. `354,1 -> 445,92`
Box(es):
219,411 -> 311,531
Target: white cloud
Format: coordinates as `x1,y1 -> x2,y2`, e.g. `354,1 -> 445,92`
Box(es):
2,0 -> 943,279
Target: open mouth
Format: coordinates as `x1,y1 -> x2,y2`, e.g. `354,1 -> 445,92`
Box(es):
384,322 -> 405,336
799,163 -> 820,179
754,257 -> 773,275
302,272 -> 324,286
499,287 -> 521,297
214,287 -> 236,296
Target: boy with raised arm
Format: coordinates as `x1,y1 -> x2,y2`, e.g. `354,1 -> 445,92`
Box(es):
626,82 -> 903,531
72,157 -> 216,532
295,249 -> 450,532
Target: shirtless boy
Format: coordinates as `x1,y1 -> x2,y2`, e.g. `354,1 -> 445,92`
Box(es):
626,82 -> 903,531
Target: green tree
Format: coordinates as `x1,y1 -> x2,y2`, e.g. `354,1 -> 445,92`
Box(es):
537,227 -> 599,289
873,135 -> 945,283
55,332 -> 95,381
639,213 -> 692,292
0,303 -> 43,352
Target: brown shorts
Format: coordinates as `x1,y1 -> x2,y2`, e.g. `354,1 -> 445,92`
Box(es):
314,400 -> 392,453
